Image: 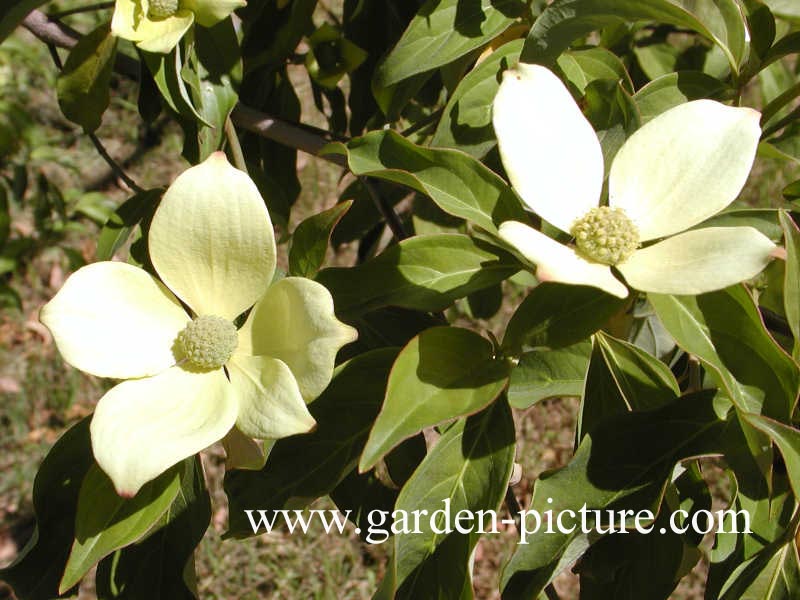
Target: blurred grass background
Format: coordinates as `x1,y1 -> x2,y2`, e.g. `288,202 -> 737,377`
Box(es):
0,2 -> 798,599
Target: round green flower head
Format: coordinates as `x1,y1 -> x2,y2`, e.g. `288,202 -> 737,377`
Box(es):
571,206 -> 639,265
148,0 -> 180,19
177,315 -> 238,370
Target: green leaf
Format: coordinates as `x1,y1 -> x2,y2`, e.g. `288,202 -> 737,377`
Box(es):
0,0 -> 50,43
315,234 -> 520,318
289,200 -> 352,278
95,457 -> 210,599
595,331 -> 680,408
0,418 -> 94,600
432,39 -> 523,158
717,534 -> 800,599
142,46 -> 209,127
56,24 -> 118,133
583,78 -> 641,172
327,130 -> 527,233
96,189 -> 161,261
507,340 -> 591,409
501,391 -> 728,597
375,0 -> 527,88
359,326 -> 510,471
522,0 -> 748,75
649,287 -> 799,420
779,211 -> 800,360
743,414 -> 800,505
502,283 -> 626,354
393,400 -> 515,594
224,348 -> 398,538
697,208 -> 784,243
633,71 -> 732,123
557,46 -> 634,94
59,463 -> 184,592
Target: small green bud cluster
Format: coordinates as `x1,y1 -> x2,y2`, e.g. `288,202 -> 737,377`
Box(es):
176,315 -> 238,371
147,0 -> 180,19
571,206 -> 639,265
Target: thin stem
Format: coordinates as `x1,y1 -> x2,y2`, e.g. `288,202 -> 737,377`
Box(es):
50,2 -> 115,19
400,107 -> 443,138
362,177 -> 408,241
224,116 -> 248,174
504,486 -> 522,533
88,133 -> 145,194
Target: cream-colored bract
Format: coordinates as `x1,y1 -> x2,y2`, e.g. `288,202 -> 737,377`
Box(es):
493,63 -> 777,298
40,152 -> 357,497
111,0 -> 246,54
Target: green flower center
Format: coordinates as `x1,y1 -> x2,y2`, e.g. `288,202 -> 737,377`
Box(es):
571,206 -> 640,265
176,315 -> 238,371
147,0 -> 180,19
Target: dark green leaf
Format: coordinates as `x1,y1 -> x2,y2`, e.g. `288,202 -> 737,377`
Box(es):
56,24 -> 118,133
375,0 -> 527,88
393,400 -> 515,594
360,327 -> 510,471
0,0 -> 50,44
59,463 -> 184,592
649,287 -> 799,420
316,234 -> 520,318
289,200 -> 352,278
501,391 -> 728,597
502,283 -> 626,354
507,340 -> 591,409
327,130 -> 527,233
633,71 -> 732,123
0,418 -> 93,600
521,0 -> 748,74
96,190 -> 161,261
779,211 -> 800,359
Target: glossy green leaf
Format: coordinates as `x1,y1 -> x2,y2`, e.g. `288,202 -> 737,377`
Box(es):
697,208 -> 784,243
583,78 -> 641,172
743,414 -> 800,504
522,0 -> 747,74
633,71 -> 732,123
649,287 -> 799,420
95,457 -> 210,599
327,130 -> 527,233
316,234 -> 520,318
0,418 -> 93,600
502,283 -> 626,354
289,200 -> 352,278
507,340 -> 591,408
224,348 -> 398,538
432,39 -> 523,158
779,211 -> 800,360
557,46 -> 634,94
360,327 -> 510,471
96,189 -> 161,261
718,537 -> 800,600
56,24 -> 118,133
143,46 -> 209,127
392,400 -> 515,594
501,391 -> 728,597
375,0 -> 527,88
59,463 -> 184,592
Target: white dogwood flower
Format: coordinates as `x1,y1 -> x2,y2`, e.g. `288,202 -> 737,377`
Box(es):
40,152 -> 356,496
493,63 -> 777,298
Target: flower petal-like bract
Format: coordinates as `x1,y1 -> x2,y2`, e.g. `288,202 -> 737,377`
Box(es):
617,226 -> 777,295
40,262 -> 189,379
493,63 -> 604,233
111,0 -> 195,54
609,100 -> 762,241
149,152 -> 277,321
499,221 -> 628,298
237,277 -> 358,400
228,355 -> 316,439
90,366 -> 238,496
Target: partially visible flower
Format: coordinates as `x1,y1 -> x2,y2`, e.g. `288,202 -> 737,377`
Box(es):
111,0 -> 245,54
493,64 -> 777,298
40,152 -> 357,496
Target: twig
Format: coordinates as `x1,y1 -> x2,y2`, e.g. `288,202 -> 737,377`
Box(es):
224,116 -> 248,174
21,9 -> 339,165
362,177 -> 408,241
50,2 -> 115,19
88,133 -> 145,193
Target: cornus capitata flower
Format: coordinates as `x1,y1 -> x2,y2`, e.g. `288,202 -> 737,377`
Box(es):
111,0 -> 246,53
493,64 -> 778,298
40,152 -> 357,497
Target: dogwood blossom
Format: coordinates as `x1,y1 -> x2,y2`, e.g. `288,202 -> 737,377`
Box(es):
493,64 -> 777,298
111,0 -> 245,53
40,152 -> 357,496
